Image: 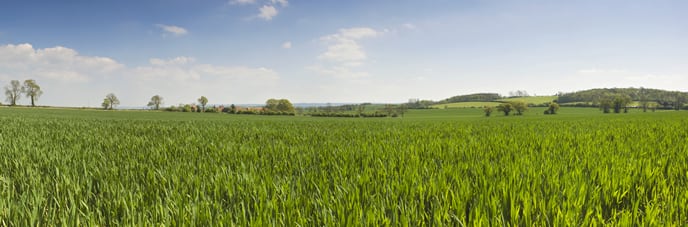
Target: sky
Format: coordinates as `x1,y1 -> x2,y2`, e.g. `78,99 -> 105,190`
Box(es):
1,0 -> 687,107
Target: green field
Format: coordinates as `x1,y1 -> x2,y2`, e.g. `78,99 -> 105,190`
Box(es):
431,96 -> 558,109
430,102 -> 501,109
1,107 -> 687,225
497,96 -> 558,104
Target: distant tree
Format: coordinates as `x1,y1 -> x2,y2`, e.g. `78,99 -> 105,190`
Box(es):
230,104 -> 237,113
101,99 -> 110,110
276,99 -> 295,112
398,104 -> 409,117
357,103 -> 367,116
599,98 -> 613,113
147,95 -> 163,110
102,93 -> 120,110
638,87 -> 648,112
612,94 -> 631,113
511,101 -> 528,115
496,103 -> 513,116
5,80 -> 22,106
483,106 -> 494,117
547,102 -> 560,114
674,92 -> 685,111
265,98 -> 295,113
197,96 -> 208,112
22,79 -> 43,107
383,104 -> 396,117
265,99 -> 280,111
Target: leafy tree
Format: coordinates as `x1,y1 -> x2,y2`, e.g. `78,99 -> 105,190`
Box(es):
22,79 -> 43,107
511,101 -> 528,115
101,99 -> 110,110
547,102 -> 560,114
357,103 -> 367,116
612,94 -> 631,113
265,99 -> 295,113
147,95 -> 163,110
102,93 -> 120,110
483,106 -> 494,117
276,99 -> 295,112
599,98 -> 612,113
197,96 -> 208,112
496,103 -> 513,116
5,80 -> 22,106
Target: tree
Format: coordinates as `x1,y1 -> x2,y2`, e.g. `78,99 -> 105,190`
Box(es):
547,102 -> 560,114
22,79 -> 43,107
599,100 -> 612,114
511,101 -> 528,115
230,104 -> 237,113
383,104 -> 396,117
357,103 -> 367,116
101,99 -> 110,110
496,103 -> 513,116
5,80 -> 22,106
265,98 -> 295,113
639,87 -> 648,112
484,106 -> 494,117
102,93 -> 120,110
612,94 -> 631,113
276,99 -> 295,112
147,95 -> 163,110
398,104 -> 409,117
197,96 -> 208,112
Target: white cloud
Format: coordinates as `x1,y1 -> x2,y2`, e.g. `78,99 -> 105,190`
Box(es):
155,24 -> 188,37
230,0 -> 257,5
312,27 -> 381,79
0,43 -> 280,107
282,41 -> 292,49
258,5 -> 278,21
318,27 -> 380,66
0,43 -> 123,83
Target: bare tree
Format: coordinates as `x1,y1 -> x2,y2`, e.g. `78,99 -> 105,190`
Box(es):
5,80 -> 22,106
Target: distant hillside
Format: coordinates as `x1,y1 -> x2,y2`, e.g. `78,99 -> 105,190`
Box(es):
437,93 -> 502,104
557,88 -> 688,109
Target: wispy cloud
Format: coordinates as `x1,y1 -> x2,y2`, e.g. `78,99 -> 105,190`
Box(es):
282,41 -> 292,49
311,27 -> 381,79
318,27 -> 380,66
155,24 -> 188,37
257,5 -> 278,21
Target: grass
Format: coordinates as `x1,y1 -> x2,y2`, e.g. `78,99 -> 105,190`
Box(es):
1,107 -> 687,225
430,96 -> 558,109
497,95 -> 558,104
430,102 -> 501,109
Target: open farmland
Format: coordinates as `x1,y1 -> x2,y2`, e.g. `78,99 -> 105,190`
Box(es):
1,107 -> 687,225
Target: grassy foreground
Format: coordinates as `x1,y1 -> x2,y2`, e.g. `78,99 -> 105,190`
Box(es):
1,107 -> 687,225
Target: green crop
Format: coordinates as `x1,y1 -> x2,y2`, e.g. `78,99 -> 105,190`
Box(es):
1,108 -> 687,225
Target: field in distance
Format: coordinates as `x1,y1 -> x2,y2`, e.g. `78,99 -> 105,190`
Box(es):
1,107 -> 687,225
430,96 -> 558,108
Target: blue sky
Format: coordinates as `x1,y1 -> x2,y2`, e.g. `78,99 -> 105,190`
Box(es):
1,0 -> 686,107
